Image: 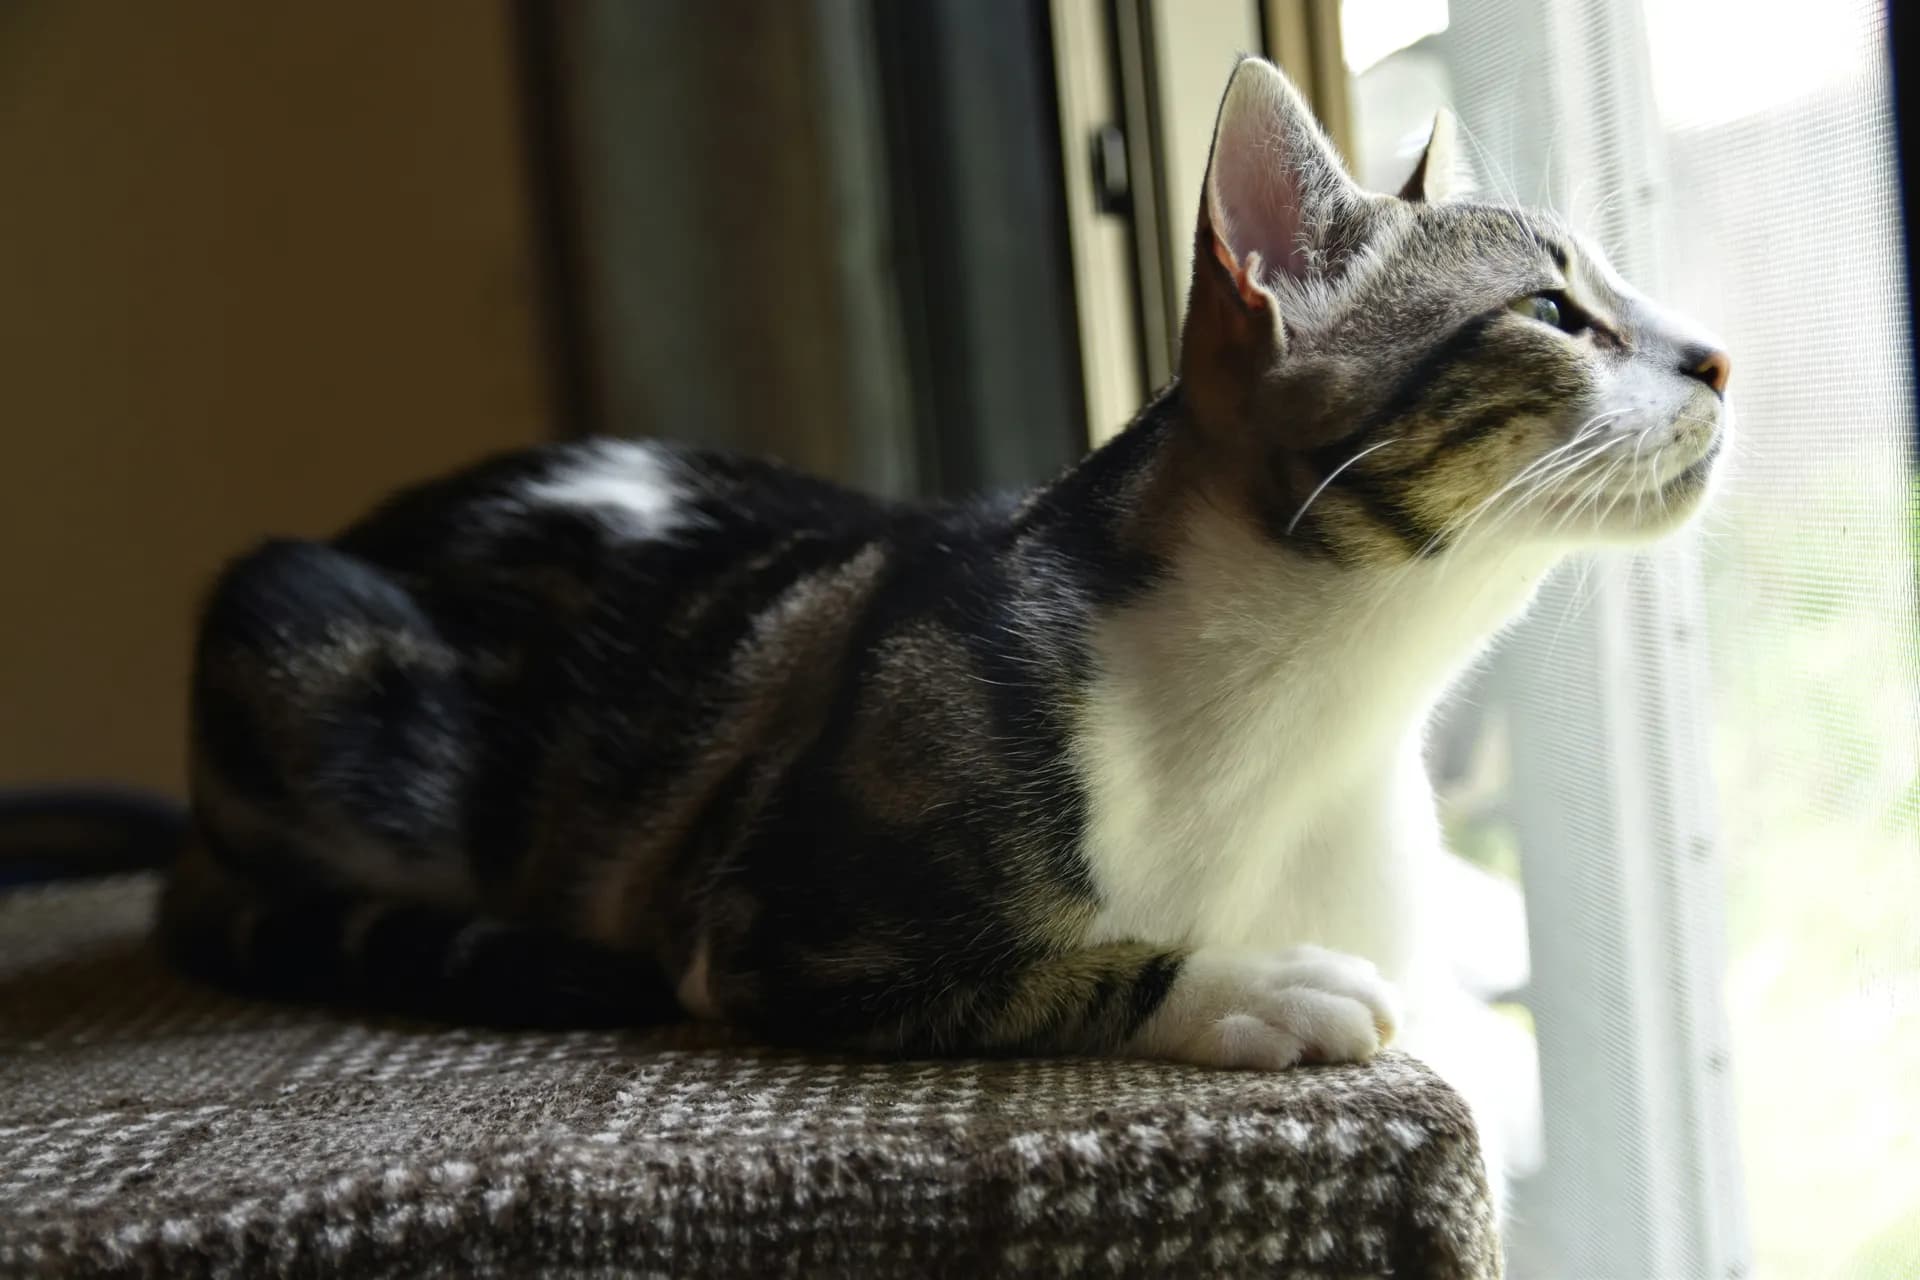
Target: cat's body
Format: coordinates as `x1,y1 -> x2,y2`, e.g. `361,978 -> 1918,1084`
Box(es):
179,421 -> 1196,1050
165,59 -> 1730,1108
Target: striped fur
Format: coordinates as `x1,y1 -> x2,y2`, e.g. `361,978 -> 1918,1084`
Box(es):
165,58 -> 1730,1097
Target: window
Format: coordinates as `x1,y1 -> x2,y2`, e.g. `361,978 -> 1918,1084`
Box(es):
1348,0 -> 1918,1274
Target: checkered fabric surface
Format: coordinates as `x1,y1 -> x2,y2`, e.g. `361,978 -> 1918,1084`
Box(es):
0,876 -> 1500,1278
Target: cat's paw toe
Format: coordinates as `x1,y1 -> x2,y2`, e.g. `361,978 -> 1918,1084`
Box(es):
1131,947 -> 1402,1070
1198,988 -> 1382,1068
1268,943 -> 1400,1044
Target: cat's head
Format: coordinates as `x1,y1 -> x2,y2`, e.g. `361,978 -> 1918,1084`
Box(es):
1178,58 -> 1731,563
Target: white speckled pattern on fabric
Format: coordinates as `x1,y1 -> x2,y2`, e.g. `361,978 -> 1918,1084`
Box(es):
0,877 -> 1500,1278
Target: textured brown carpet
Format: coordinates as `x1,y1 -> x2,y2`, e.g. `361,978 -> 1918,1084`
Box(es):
0,876 -> 1500,1278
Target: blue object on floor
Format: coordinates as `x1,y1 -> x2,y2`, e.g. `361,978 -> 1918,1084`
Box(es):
0,786 -> 186,887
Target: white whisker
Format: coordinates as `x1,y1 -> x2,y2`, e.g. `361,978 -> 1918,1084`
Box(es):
1285,438 -> 1403,535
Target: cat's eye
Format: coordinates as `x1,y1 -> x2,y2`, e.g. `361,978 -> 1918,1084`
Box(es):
1509,294 -> 1564,328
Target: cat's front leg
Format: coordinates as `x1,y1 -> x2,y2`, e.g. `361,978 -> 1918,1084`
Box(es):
712,935 -> 1396,1069
1126,944 -> 1401,1070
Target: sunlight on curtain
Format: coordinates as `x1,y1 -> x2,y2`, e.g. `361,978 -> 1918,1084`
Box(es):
1347,0 -> 1918,1273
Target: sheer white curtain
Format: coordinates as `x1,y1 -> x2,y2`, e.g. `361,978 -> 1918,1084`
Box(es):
1348,1 -> 1918,1275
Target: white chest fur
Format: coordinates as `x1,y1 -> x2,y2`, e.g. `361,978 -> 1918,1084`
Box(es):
1072,511 -> 1558,985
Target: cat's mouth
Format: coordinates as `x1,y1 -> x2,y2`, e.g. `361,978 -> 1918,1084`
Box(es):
1655,432 -> 1723,496
1599,428 -> 1724,503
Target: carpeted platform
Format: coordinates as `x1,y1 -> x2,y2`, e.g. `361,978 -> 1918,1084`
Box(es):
0,876 -> 1500,1278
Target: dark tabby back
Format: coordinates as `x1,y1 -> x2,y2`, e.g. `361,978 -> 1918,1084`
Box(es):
173,430 -> 1170,1047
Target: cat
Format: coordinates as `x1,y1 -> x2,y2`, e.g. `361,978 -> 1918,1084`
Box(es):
163,57 -> 1729,1092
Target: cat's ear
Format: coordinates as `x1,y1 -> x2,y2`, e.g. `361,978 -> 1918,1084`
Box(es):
1398,109 -> 1459,203
1187,57 -> 1364,360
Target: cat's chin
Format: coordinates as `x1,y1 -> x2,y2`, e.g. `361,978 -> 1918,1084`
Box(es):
1565,461 -> 1721,545
1531,432 -> 1724,547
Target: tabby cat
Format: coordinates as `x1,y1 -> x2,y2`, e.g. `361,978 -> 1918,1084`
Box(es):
164,59 -> 1730,1082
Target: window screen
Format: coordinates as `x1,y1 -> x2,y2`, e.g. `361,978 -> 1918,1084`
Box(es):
1345,1 -> 1918,1275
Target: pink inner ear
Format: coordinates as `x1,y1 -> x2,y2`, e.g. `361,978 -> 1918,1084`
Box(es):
1211,236 -> 1272,311
1210,112 -> 1311,287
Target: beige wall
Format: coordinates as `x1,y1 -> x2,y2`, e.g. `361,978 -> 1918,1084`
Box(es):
0,4 -> 549,793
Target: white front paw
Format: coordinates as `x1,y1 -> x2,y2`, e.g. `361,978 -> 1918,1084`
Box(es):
1130,945 -> 1401,1070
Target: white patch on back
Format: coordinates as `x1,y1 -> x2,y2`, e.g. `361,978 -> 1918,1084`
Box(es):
523,439 -> 696,540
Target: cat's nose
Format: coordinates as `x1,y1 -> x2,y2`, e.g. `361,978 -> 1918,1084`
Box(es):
1682,344 -> 1732,397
